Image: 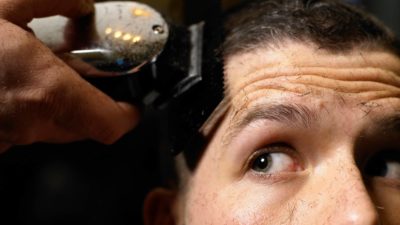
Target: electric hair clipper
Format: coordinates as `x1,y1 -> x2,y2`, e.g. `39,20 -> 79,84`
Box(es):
30,1 -> 224,166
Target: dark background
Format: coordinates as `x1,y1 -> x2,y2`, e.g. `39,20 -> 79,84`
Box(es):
0,0 -> 399,225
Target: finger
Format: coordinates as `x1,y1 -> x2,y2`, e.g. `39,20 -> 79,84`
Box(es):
0,0 -> 94,26
72,93 -> 142,144
37,98 -> 140,144
58,54 -> 119,77
36,59 -> 141,144
0,19 -> 139,146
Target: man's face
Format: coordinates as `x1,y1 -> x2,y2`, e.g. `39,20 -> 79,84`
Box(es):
181,43 -> 400,225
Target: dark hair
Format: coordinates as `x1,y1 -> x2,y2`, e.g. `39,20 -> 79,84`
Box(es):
223,0 -> 400,58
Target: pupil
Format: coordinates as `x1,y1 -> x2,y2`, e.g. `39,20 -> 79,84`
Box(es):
253,154 -> 271,171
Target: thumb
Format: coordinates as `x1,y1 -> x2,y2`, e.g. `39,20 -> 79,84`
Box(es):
0,0 -> 94,26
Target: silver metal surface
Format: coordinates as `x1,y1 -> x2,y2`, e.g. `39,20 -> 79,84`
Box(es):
29,1 -> 169,75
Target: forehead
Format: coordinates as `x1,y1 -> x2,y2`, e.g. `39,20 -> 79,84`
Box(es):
224,43 -> 400,112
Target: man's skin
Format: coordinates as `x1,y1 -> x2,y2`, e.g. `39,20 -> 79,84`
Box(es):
0,0 -> 139,152
173,42 -> 400,224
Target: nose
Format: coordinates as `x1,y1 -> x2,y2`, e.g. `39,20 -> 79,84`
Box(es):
315,157 -> 380,225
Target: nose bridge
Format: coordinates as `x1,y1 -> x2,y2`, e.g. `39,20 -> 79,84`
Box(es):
321,153 -> 380,225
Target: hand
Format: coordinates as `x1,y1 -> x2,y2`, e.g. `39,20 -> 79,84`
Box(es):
0,0 -> 140,153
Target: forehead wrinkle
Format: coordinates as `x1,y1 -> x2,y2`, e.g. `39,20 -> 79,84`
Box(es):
235,77 -> 400,97
227,66 -> 400,97
224,45 -> 400,83
223,103 -> 319,145
229,85 -> 400,120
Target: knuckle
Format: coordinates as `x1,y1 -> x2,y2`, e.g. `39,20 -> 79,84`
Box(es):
27,84 -> 67,119
1,86 -> 66,144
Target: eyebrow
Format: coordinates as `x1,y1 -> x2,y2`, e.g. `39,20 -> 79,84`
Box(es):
375,114 -> 400,133
225,103 -> 318,143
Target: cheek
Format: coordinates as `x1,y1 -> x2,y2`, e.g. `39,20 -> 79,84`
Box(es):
185,186 -> 265,225
185,178 -> 304,225
185,184 -> 230,224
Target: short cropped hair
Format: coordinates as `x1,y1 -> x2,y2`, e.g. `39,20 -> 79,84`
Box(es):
222,0 -> 400,59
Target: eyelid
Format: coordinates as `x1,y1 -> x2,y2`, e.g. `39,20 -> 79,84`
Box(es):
225,119 -> 305,179
355,130 -> 400,164
224,113 -> 297,148
363,149 -> 400,178
242,143 -> 301,175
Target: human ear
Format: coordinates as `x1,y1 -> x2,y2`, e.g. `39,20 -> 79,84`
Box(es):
143,188 -> 177,225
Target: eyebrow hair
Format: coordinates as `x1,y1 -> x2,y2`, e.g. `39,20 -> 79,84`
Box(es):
376,113 -> 400,133
225,103 -> 318,143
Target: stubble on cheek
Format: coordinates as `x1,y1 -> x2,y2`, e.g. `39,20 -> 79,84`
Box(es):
185,189 -> 221,225
228,196 -> 305,225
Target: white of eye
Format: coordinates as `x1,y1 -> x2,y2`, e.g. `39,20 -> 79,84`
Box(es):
385,161 -> 400,179
251,152 -> 297,173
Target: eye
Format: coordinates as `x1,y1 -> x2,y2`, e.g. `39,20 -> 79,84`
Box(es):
250,145 -> 301,174
365,151 -> 400,179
